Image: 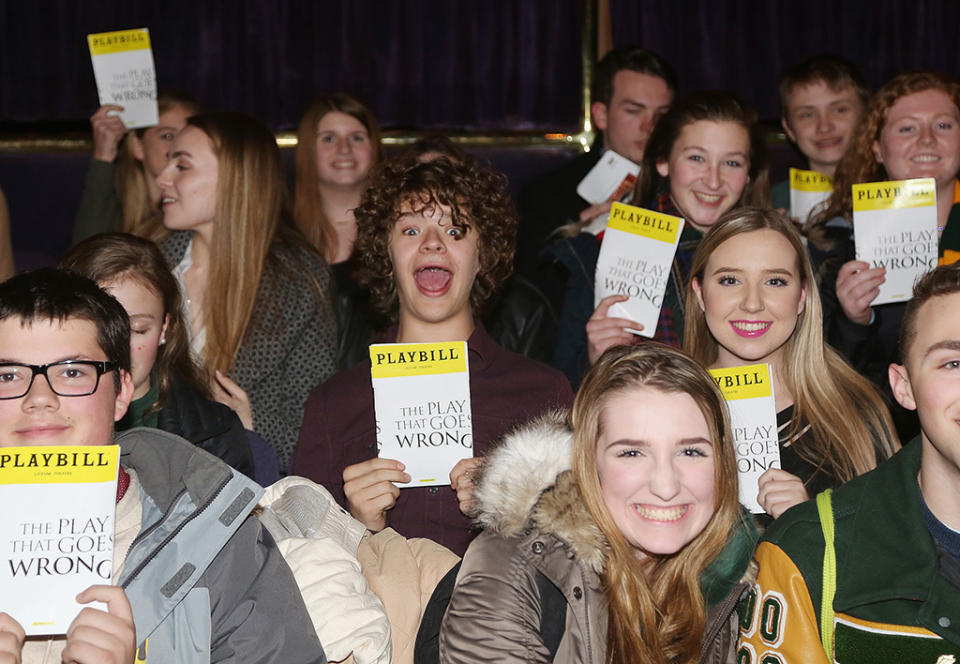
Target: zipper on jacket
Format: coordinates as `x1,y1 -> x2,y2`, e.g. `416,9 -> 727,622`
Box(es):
120,473 -> 232,590
579,565 -> 593,663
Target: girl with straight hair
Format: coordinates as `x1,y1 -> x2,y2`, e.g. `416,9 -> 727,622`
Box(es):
440,343 -> 757,663
293,92 -> 382,264
74,90 -> 200,243
685,207 -> 899,519
156,112 -> 337,472
551,90 -> 769,388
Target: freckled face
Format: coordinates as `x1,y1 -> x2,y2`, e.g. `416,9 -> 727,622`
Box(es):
101,278 -> 168,400
388,203 -> 480,331
873,89 -> 960,189
596,387 -> 717,560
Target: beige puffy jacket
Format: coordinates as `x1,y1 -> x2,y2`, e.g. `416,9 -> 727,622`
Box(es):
439,414 -> 756,664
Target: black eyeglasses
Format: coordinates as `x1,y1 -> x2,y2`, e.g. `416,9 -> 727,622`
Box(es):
0,361 -> 119,400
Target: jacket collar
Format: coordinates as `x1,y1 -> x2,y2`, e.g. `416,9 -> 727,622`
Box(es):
473,413 -> 758,586
834,437 -> 960,638
118,427 -> 241,513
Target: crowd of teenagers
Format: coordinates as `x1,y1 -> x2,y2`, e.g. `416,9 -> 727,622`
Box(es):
1,43 -> 960,664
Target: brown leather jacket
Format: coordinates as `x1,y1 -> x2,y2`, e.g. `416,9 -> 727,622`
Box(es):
439,415 -> 756,664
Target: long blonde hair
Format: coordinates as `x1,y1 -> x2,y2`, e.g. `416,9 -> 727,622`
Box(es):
809,71 -> 960,248
684,207 -> 899,481
187,112 -> 319,376
293,93 -> 382,262
571,344 -> 741,664
115,91 -> 199,238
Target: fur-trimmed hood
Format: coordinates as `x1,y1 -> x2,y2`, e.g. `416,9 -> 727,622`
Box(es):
471,411 -> 608,573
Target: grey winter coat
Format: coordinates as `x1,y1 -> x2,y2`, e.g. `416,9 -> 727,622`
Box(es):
117,427 -> 325,663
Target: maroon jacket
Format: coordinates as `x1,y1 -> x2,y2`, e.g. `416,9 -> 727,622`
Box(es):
292,324 -> 574,555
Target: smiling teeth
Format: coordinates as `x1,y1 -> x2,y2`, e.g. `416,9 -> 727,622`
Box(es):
635,505 -> 687,521
695,193 -> 721,203
733,321 -> 769,332
162,197 -> 176,203
912,155 -> 940,162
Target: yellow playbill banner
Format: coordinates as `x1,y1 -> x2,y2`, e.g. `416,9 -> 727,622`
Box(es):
709,364 -> 773,400
87,28 -> 151,56
370,342 -> 468,379
607,202 -> 683,244
789,168 -> 832,192
852,178 -> 935,212
0,446 -> 120,485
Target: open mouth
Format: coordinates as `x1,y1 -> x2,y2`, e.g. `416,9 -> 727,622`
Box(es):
911,154 -> 941,163
415,266 -> 453,296
730,320 -> 772,337
634,504 -> 688,522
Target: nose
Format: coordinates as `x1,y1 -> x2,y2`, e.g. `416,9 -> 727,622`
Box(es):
815,112 -> 834,134
419,225 -> 446,253
22,372 -> 59,412
918,123 -> 935,146
156,160 -> 174,189
648,454 -> 681,501
336,135 -> 352,154
704,162 -> 721,189
740,281 -> 763,313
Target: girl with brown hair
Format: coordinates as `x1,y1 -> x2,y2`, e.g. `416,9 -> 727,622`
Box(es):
440,343 -> 757,663
156,112 -> 337,472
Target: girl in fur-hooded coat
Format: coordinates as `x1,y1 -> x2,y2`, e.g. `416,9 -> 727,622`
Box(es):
439,345 -> 758,664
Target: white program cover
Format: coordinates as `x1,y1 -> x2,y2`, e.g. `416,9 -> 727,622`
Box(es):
0,446 -> 120,635
594,202 -> 684,337
87,28 -> 158,129
576,149 -> 640,205
853,177 -> 938,305
370,342 -> 472,487
788,167 -> 832,225
709,364 -> 779,514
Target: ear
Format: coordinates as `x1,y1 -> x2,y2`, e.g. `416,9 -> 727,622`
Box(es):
655,158 -> 670,179
888,363 -> 917,411
592,101 -> 609,132
128,133 -> 146,162
872,139 -> 884,166
691,276 -> 706,312
797,282 -> 807,316
781,116 -> 797,144
114,370 -> 135,422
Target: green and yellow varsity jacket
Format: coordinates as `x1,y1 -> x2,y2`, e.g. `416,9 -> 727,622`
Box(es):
738,438 -> 960,663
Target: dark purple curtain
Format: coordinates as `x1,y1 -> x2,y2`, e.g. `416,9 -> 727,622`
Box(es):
609,0 -> 960,120
0,0 -> 584,130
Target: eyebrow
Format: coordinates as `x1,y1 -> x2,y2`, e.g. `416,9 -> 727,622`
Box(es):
170,150 -> 192,159
604,436 -> 713,449
128,313 -> 157,321
709,266 -> 795,276
923,340 -> 960,358
0,354 -> 93,364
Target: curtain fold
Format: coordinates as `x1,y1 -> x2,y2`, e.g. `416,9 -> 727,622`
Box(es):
0,0 -> 583,130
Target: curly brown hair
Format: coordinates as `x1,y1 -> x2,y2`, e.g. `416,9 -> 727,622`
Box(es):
809,71 -> 960,248
353,157 -> 516,320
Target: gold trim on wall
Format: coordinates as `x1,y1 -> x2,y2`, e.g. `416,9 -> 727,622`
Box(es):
0,0 -> 599,156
